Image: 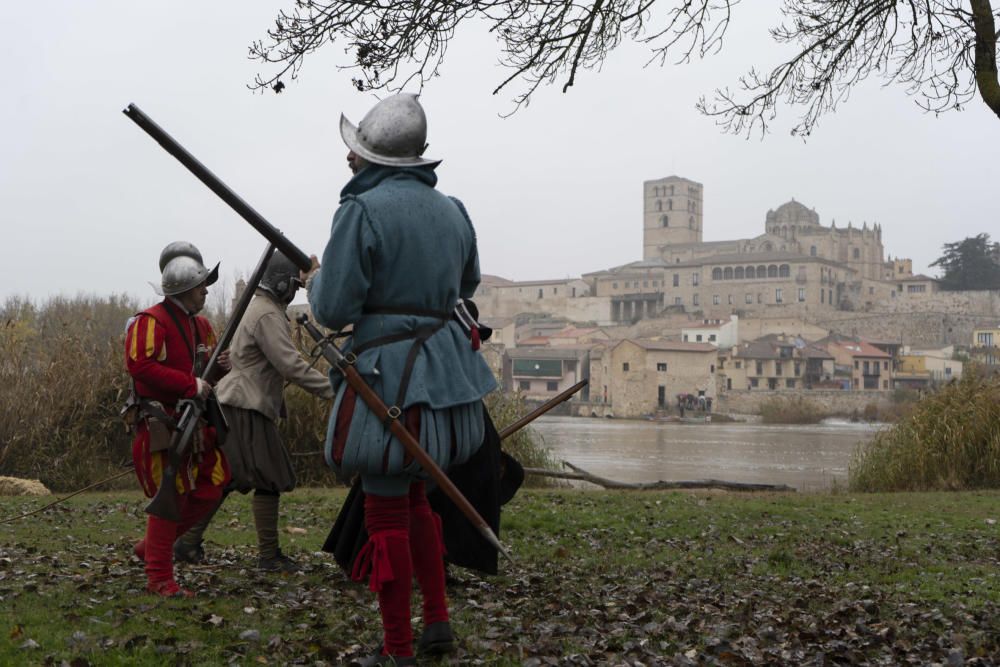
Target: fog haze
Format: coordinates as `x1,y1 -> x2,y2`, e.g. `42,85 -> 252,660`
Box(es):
2,1 -> 997,305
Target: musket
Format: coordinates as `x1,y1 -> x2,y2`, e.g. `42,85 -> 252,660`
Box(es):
498,379 -> 588,440
298,315 -> 511,562
145,243 -> 276,521
123,103 -> 510,561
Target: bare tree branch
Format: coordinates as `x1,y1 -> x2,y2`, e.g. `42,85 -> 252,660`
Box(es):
248,0 -> 1000,133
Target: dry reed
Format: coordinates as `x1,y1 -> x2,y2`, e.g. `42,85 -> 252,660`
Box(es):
849,365 -> 1000,491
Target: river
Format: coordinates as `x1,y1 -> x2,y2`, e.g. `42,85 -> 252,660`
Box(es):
530,415 -> 885,492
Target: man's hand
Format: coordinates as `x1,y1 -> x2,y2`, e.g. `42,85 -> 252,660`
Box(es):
195,378 -> 212,400
300,254 -> 319,285
216,349 -> 232,373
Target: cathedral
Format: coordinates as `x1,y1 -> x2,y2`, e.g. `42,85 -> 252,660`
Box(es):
475,175 -> 927,324
584,176 -> 906,322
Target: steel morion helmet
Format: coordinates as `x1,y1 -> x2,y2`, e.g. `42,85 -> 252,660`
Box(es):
157,241 -> 219,296
339,93 -> 440,168
259,250 -> 301,304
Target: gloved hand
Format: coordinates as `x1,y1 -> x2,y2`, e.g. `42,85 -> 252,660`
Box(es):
195,378 -> 212,400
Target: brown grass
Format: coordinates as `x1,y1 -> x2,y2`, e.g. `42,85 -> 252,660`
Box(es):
0,299 -> 551,491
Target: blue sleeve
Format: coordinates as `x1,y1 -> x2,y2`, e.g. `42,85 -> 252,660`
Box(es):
308,198 -> 379,330
450,197 -> 481,299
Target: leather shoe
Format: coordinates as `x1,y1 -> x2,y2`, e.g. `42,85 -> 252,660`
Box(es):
258,549 -> 299,573
147,580 -> 194,598
173,539 -> 205,564
418,621 -> 455,655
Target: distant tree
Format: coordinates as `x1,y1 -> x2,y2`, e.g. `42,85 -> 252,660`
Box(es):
249,1 -> 1000,134
930,233 -> 1000,290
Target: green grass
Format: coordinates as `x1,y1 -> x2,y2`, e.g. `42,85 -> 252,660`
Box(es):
2,488 -> 999,664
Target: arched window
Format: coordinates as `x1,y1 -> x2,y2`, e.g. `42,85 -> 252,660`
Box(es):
757,265 -> 767,278
810,245 -> 817,257
724,267 -> 733,280
768,265 -> 779,278
668,199 -> 673,211
669,185 -> 675,196
712,268 -> 723,281
734,266 -> 745,279
781,225 -> 787,238
779,264 -> 790,278
744,266 -> 755,279
853,248 -> 861,259
660,215 -> 669,228
656,200 -> 662,212
688,216 -> 695,229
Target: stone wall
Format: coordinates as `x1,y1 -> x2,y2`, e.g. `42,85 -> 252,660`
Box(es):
717,389 -> 892,416
811,310 -> 1000,347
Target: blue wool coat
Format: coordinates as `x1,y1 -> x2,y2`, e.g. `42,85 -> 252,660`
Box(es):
308,164 -> 497,495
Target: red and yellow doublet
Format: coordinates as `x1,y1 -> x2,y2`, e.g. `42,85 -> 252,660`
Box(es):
125,300 -> 230,500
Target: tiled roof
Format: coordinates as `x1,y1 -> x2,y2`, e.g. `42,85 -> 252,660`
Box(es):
624,339 -> 718,353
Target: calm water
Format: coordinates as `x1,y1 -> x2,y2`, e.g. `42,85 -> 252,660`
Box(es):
530,415 -> 884,491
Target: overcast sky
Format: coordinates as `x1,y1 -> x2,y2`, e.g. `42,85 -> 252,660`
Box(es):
3,1 -> 998,308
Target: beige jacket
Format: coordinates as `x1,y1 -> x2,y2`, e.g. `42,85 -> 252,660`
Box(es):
215,291 -> 333,420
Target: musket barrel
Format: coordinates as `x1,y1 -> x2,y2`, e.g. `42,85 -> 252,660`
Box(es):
122,104 -> 311,272
498,379 -> 588,440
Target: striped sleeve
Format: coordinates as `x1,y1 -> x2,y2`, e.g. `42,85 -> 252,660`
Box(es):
126,314 -> 166,363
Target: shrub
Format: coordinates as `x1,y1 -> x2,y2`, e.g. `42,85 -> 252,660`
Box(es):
758,395 -> 828,424
849,366 -> 1000,492
0,294 -> 140,491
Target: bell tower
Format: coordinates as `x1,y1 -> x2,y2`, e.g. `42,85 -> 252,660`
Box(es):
643,176 -> 703,261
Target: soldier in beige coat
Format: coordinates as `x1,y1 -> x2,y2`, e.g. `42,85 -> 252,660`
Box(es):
175,251 -> 333,571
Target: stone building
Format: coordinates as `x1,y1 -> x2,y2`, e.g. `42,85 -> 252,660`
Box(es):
718,334 -> 835,392
589,339 -> 717,417
588,177 -> 905,322
819,337 -> 894,390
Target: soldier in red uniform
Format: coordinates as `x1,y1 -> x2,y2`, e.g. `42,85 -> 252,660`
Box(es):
125,241 -> 231,597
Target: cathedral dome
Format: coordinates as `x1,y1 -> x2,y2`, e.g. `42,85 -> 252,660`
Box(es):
768,199 -> 820,226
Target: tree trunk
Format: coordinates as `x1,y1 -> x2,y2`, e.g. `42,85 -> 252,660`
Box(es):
971,0 -> 1000,120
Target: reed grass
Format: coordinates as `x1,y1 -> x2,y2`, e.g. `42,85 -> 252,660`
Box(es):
0,298 -> 553,492
849,365 -> 1000,491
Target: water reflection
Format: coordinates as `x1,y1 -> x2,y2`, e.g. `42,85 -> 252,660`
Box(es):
530,416 -> 883,491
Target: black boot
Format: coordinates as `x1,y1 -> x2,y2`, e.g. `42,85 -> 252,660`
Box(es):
257,548 -> 299,573
417,620 -> 455,656
172,538 -> 205,564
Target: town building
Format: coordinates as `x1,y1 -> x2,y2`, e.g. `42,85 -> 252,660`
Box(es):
819,337 -> 894,391
717,334 -> 835,392
589,339 -> 717,417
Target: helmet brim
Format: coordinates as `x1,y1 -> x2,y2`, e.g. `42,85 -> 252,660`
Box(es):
339,114 -> 441,168
206,262 -> 219,287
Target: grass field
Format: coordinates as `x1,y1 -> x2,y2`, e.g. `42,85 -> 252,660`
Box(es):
2,487 -> 999,665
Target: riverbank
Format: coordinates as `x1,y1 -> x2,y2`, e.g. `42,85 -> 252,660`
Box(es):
1,488 -> 997,664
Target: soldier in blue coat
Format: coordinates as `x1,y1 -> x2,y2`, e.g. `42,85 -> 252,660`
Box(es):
305,93 -> 497,666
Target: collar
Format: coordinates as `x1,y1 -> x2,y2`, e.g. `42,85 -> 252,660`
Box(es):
340,163 -> 438,198
165,296 -> 195,317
